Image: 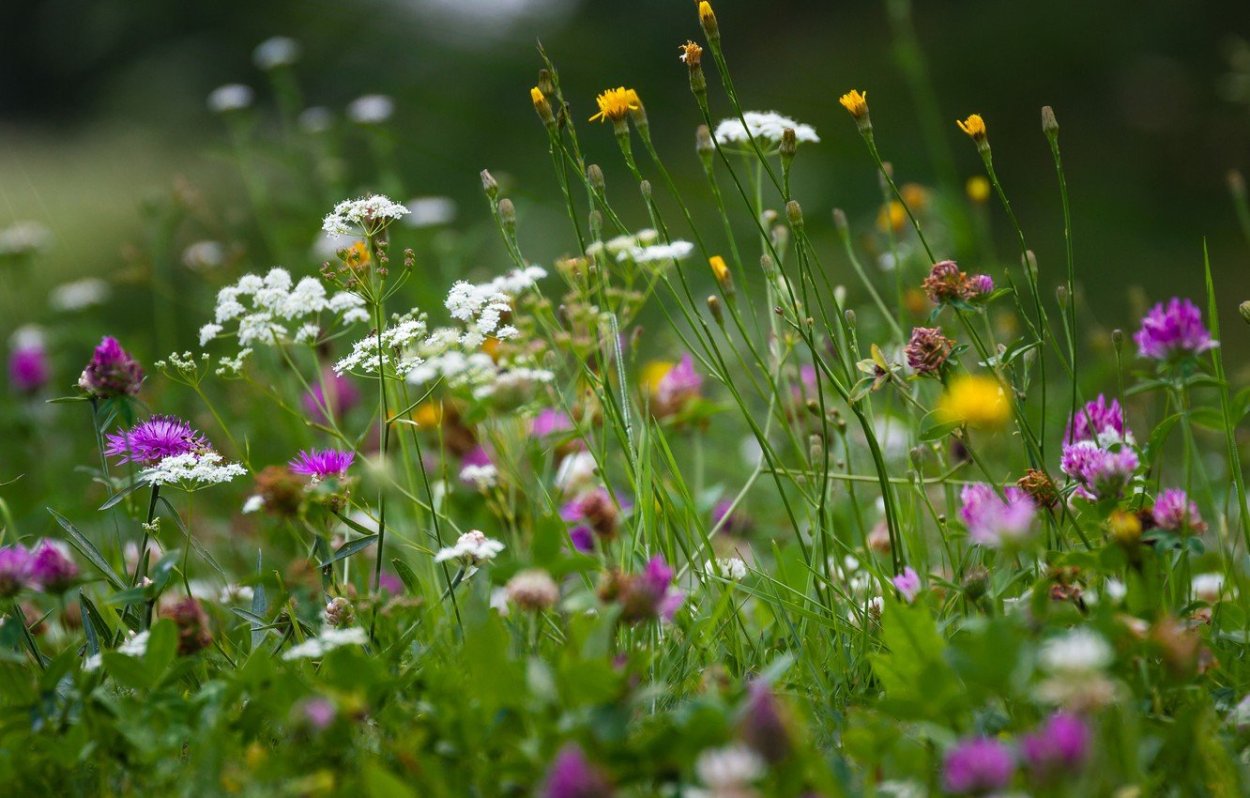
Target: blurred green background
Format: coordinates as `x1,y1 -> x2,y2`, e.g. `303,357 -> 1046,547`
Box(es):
4,0 -> 1250,376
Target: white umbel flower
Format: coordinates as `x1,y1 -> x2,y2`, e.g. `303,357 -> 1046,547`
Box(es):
713,111 -> 819,147
459,463 -> 498,491
707,557 -> 748,581
620,240 -> 695,264
694,744 -> 765,794
1192,573 -> 1226,603
322,194 -> 409,235
433,530 -> 505,564
141,452 -> 247,489
404,196 -> 457,227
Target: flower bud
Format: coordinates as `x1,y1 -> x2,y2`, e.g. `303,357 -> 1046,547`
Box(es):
1239,300 -> 1250,325
832,208 -> 850,239
696,124 -> 715,171
324,596 -> 356,628
498,198 -> 516,234
1229,169 -> 1246,199
530,87 -> 555,129
587,164 -> 605,194
480,169 -> 499,200
707,295 -> 724,326
698,1 -> 719,42
785,200 -> 804,230
780,127 -> 797,164
1041,105 -> 1059,137
537,68 -> 555,96
709,255 -> 734,296
639,180 -> 652,202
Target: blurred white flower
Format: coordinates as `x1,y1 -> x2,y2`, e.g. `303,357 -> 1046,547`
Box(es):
207,84 -> 254,113
347,94 -> 394,124
404,196 -> 457,228
253,36 -> 300,70
434,530 -> 505,564
299,106 -> 334,134
49,278 -> 110,312
282,627 -> 367,660
182,240 -> 226,271
0,221 -> 51,257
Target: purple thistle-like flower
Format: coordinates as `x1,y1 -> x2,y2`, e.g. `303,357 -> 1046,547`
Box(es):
959,484 -> 1037,547
568,526 -> 594,553
1021,712 -> 1090,777
8,345 -> 49,394
301,371 -> 360,423
891,566 -> 922,603
78,336 -> 144,399
105,416 -> 209,465
289,448 -> 355,480
0,544 -> 33,598
653,353 -> 702,416
532,408 -> 574,438
1065,394 -> 1129,445
542,743 -> 613,798
942,737 -> 1015,795
1152,488 -> 1205,533
1134,297 -> 1216,361
1061,441 -> 1138,500
28,539 -> 78,593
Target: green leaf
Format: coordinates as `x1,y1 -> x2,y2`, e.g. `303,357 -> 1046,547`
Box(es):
102,651 -> 150,690
98,481 -> 145,511
318,534 -> 379,568
918,411 -> 960,442
869,597 -> 965,721
143,619 -> 177,681
47,508 -> 126,590
364,762 -> 417,798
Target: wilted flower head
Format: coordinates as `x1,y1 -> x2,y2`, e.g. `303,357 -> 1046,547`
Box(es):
105,416 -> 209,465
289,449 -> 355,481
161,596 -> 212,655
1021,712 -> 1090,777
28,539 -> 78,593
1151,488 -> 1205,533
922,260 -> 993,305
505,569 -> 560,611
1065,394 -> 1130,445
78,336 -> 144,399
904,326 -> 954,376
942,737 -> 1014,795
542,743 -> 613,798
1134,297 -> 1216,361
0,545 -> 32,598
958,483 -> 1036,547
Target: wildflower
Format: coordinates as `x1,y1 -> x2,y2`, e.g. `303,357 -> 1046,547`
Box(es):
206,267 -> 368,350
904,326 -> 954,376
1191,573 -> 1225,603
141,451 -> 247,489
588,87 -> 640,124
1041,629 -> 1113,674
712,111 -> 819,148
646,353 -> 703,417
877,201 -> 907,233
1133,297 -> 1216,360
1020,712 -> 1090,778
105,416 -> 209,465
956,114 -> 988,142
505,569 -> 560,611
282,626 -> 368,660
1065,394 -> 1131,446
838,89 -> 869,119
49,277 -> 110,311
8,327 -> 49,394
302,371 -> 361,423
739,681 -> 792,763
403,196 -> 457,228
252,465 -> 304,518
299,697 -> 337,731
613,556 -> 684,623
459,462 -> 498,491
252,36 -> 300,70
1151,488 -> 1205,533
207,84 -> 253,113
1060,441 -> 1138,500
891,566 -> 922,602
346,94 -> 393,124
711,499 -> 753,536
289,449 -> 355,481
78,336 -> 144,399
0,220 -> 51,257
1108,510 -> 1142,545
620,240 -> 695,264
433,530 -> 505,565
937,375 -> 1010,428
182,240 -> 227,271
707,557 -> 748,581
28,540 -> 78,593
1016,468 -> 1059,509
323,597 -> 355,628
161,596 -> 212,655
941,737 -> 1014,795
532,408 -> 574,438
555,451 -> 599,496
531,86 -> 555,127
0,545 -> 32,597
561,488 -> 620,543
542,744 -> 613,798
695,745 -> 765,796
697,1 -> 719,39
959,483 -> 1036,547
679,40 -> 703,66
966,176 -> 991,203
922,260 -> 992,304
322,194 -> 410,236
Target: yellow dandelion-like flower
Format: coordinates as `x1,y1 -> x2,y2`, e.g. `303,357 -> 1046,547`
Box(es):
529,87 -> 545,106
876,201 -> 907,233
839,90 -> 869,119
679,40 -> 703,66
413,401 -> 444,428
589,87 -> 641,124
641,360 -> 675,398
957,114 -> 987,141
936,374 -> 1010,428
966,176 -> 991,203
708,255 -> 729,282
900,183 -> 929,211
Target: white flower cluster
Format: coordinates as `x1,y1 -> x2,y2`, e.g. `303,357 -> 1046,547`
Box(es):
404,196 -> 457,228
83,629 -> 151,673
333,313 -> 429,375
625,240 -> 695,264
433,530 -> 505,564
586,228 -> 658,259
202,267 -> 369,349
253,36 -> 300,70
0,221 -> 52,256
49,277 -> 110,312
459,463 -> 498,491
346,95 -> 394,125
1036,628 -> 1116,709
693,745 -> 765,796
445,265 -> 546,346
282,626 -> 368,660
141,452 -> 247,488
713,110 -> 820,147
706,557 -> 748,581
321,194 -> 409,235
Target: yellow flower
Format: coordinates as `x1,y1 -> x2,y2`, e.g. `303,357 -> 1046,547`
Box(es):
529,86 -> 544,106
876,201 -> 907,233
708,255 -> 729,282
343,240 -> 370,269
413,401 -> 443,428
530,86 -> 554,126
839,90 -> 869,119
679,40 -> 703,66
936,374 -> 1010,428
966,176 -> 991,203
698,1 -> 716,27
900,182 -> 929,211
1109,510 -> 1143,545
641,360 -> 675,398
957,114 -> 987,141
589,87 -> 641,124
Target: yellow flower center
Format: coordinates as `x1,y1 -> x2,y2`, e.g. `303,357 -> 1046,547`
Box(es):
589,87 -> 641,124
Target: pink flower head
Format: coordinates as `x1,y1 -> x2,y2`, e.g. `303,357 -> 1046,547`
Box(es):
105,416 -> 209,465
959,483 -> 1037,547
891,566 -> 922,603
302,371 -> 360,423
968,274 -> 994,297
1060,441 -> 1138,500
78,336 -> 144,399
1134,297 -> 1216,361
0,544 -> 33,598
942,737 -> 1015,795
741,680 -> 792,763
532,408 -> 574,438
542,743 -> 613,798
1021,712 -> 1090,777
289,448 -> 355,480
1065,394 -> 1129,445
8,344 -> 49,394
653,353 -> 702,415
28,539 -> 78,593
1152,488 -> 1205,533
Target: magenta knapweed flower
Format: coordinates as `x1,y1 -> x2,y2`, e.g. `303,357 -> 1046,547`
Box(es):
301,371 -> 360,423
1065,394 -> 1129,445
1021,712 -> 1090,777
289,449 -> 355,480
891,566 -> 921,603
1060,441 -> 1138,500
942,737 -> 1015,794
105,416 -> 209,465
8,345 -> 49,394
959,483 -> 1036,547
1152,488 -> 1205,533
78,336 -> 144,399
653,353 -> 702,416
542,743 -> 613,798
28,539 -> 78,593
1134,297 -> 1216,361
0,544 -> 32,598
968,274 -> 994,296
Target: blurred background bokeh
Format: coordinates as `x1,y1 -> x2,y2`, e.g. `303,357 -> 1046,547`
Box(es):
3,0 -> 1250,411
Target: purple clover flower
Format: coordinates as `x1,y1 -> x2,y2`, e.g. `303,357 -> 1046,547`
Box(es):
1134,297 -> 1216,361
301,371 -> 360,423
1152,488 -> 1205,533
28,539 -> 78,593
542,743 -> 613,798
105,416 -> 209,465
1060,441 -> 1138,500
959,484 -> 1037,547
942,737 -> 1015,795
8,344 -> 49,394
891,566 -> 922,603
289,449 -> 355,480
78,336 -> 143,399
1021,712 -> 1090,777
968,274 -> 994,297
0,544 -> 33,598
1065,394 -> 1129,445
